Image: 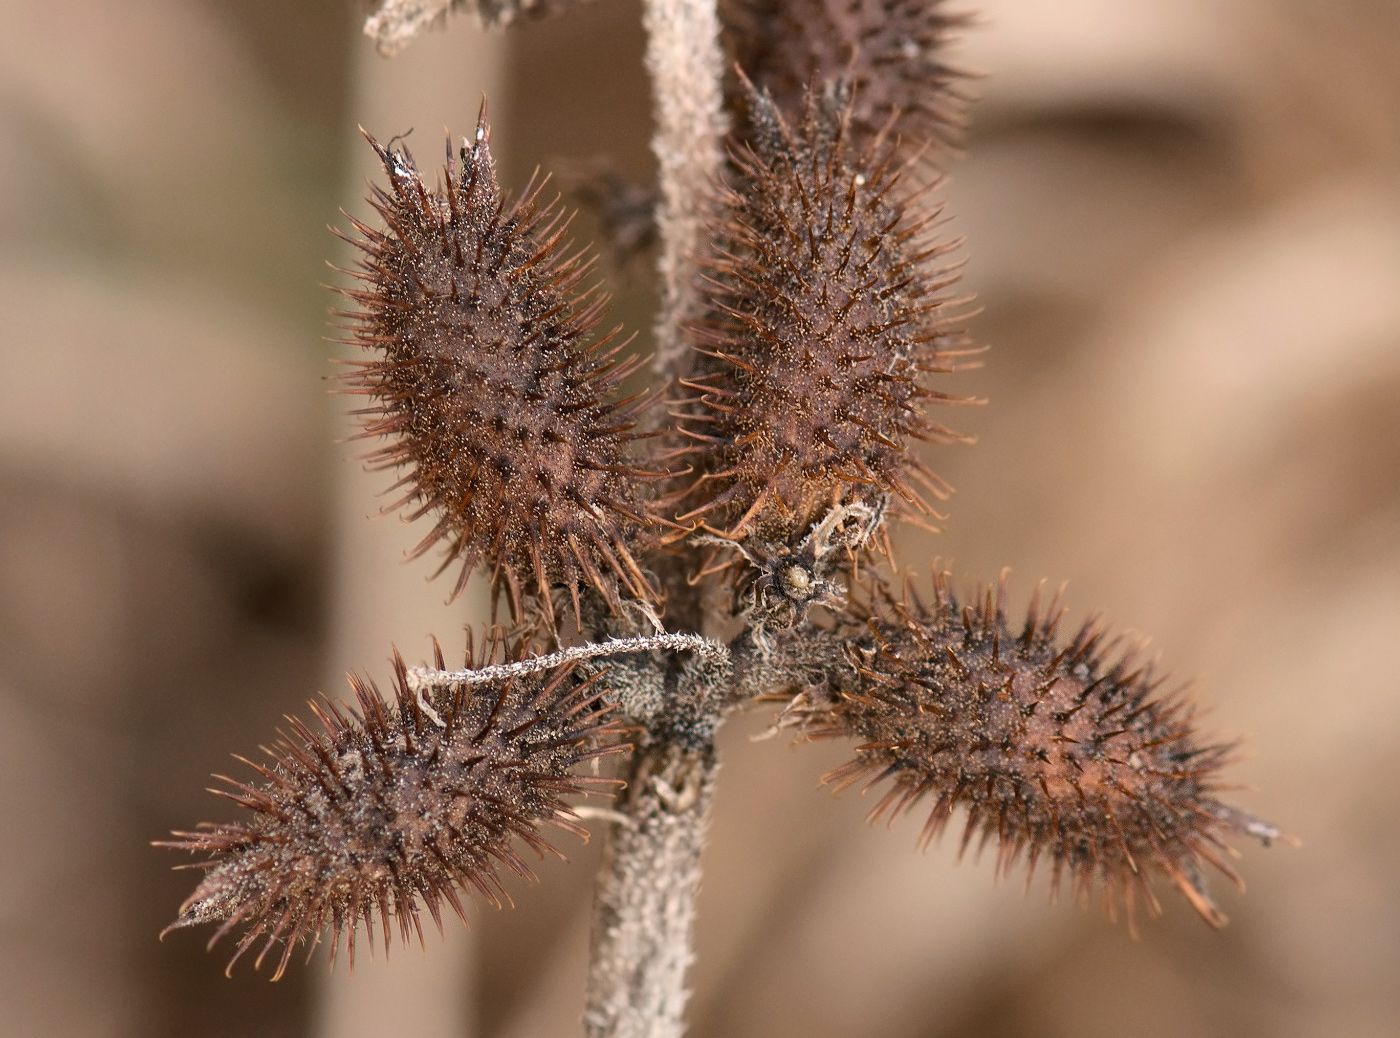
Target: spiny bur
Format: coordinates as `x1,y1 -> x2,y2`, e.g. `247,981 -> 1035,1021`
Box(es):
721,0 -> 973,160
803,571 -> 1284,930
159,640 -> 624,978
337,106 -> 658,627
676,86 -> 977,546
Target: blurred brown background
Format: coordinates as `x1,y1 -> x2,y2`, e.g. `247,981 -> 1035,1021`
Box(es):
1,1 -> 1397,1036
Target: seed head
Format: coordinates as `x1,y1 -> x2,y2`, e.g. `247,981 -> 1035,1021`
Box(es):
804,571 -> 1282,930
676,87 -> 976,545
721,0 -> 973,160
337,106 -> 658,626
159,642 -> 625,977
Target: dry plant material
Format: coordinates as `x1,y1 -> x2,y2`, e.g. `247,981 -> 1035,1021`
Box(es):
160,641 -> 623,978
800,572 -> 1282,931
720,0 -> 973,158
676,88 -> 975,542
161,0 -> 1285,1018
364,0 -> 586,55
336,110 -> 657,624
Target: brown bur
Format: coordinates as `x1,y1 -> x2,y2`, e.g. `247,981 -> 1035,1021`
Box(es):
721,0 -> 973,161
158,639 -> 625,977
336,106 -> 659,627
676,88 -> 978,547
802,571 -> 1286,931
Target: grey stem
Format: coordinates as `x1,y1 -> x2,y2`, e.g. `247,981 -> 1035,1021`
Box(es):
404,632 -> 727,691
582,744 -> 718,1038
582,0 -> 728,1033
642,0 -> 728,379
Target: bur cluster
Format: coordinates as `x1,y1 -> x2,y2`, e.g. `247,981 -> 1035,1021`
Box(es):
163,0 -> 1284,981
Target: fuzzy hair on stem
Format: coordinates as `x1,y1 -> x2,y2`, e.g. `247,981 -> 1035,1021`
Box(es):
407,631 -> 730,693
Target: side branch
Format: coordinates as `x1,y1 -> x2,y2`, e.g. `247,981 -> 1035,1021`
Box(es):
583,744 -> 718,1038
404,632 -> 728,691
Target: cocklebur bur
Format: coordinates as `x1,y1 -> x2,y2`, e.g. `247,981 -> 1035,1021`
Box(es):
673,84 -> 980,550
720,0 -> 973,162
158,637 -> 627,977
793,570 -> 1283,933
334,110 -> 660,627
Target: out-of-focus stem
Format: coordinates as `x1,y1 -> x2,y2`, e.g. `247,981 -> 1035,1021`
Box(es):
317,18 -> 503,1038
582,6 -> 728,1027
642,0 -> 728,381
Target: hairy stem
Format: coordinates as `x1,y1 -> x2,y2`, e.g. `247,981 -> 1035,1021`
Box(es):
583,744 -> 718,1038
404,632 -> 728,691
642,0 -> 728,380
581,1 -> 728,1033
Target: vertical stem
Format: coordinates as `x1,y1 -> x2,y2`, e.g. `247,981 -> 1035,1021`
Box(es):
582,2 -> 727,1034
642,0 -> 728,379
583,745 -> 718,1038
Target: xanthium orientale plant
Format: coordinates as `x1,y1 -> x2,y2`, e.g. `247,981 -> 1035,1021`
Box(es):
159,1 -> 1289,1035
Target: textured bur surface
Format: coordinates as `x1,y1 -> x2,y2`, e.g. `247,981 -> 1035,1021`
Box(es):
338,110 -> 656,623
677,91 -> 974,543
806,573 -> 1282,929
721,0 -> 971,158
160,646 -> 623,977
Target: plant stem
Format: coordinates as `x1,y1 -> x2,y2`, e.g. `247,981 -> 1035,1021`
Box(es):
581,1 -> 727,1033
641,0 -> 727,380
582,744 -> 718,1038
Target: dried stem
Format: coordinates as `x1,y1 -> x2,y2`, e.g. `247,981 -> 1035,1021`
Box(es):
364,0 -> 584,55
642,0 -> 728,379
579,1 -> 729,1032
364,0 -> 455,55
583,744 -> 717,1038
404,632 -> 728,692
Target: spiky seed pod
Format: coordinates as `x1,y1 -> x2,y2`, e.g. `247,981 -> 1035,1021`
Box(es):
720,0 -> 973,160
676,88 -> 976,545
159,643 -> 625,978
337,108 -> 657,626
804,572 -> 1281,930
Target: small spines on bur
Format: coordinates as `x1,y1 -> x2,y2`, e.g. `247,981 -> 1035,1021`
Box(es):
721,0 -> 973,162
675,87 -> 977,548
159,640 -> 626,978
335,105 -> 660,629
805,571 -> 1282,931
